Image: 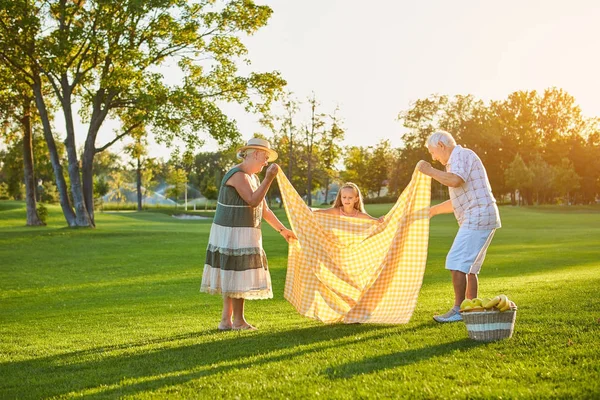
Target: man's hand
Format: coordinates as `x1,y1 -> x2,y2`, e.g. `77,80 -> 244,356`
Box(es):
417,160 -> 434,175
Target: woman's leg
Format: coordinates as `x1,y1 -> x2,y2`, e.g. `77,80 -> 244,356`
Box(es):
219,296 -> 233,330
232,298 -> 256,330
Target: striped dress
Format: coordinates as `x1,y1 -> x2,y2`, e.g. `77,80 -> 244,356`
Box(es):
200,166 -> 273,299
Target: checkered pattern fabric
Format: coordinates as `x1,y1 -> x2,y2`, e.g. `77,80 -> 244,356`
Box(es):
446,145 -> 501,230
277,167 -> 431,324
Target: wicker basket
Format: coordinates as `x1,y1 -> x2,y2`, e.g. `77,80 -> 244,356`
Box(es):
460,309 -> 517,341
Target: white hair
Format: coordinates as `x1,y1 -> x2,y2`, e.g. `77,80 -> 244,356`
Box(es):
237,148 -> 266,160
426,131 -> 456,148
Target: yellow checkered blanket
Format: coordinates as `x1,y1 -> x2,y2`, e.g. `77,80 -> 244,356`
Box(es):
277,167 -> 431,324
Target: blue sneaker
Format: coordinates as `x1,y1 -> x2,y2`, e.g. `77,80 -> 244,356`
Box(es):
433,309 -> 463,323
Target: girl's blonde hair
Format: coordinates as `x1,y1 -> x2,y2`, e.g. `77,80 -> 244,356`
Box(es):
333,182 -> 366,213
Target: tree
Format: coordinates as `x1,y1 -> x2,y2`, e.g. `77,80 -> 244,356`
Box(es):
318,107 -> 344,204
193,149 -> 237,200
504,154 -> 533,205
0,63 -> 44,225
528,153 -> 554,205
124,126 -> 149,211
106,170 -> 126,207
553,158 -> 581,205
366,140 -> 392,197
0,0 -> 286,227
341,146 -> 370,191
303,93 -> 324,206
166,166 -> 187,205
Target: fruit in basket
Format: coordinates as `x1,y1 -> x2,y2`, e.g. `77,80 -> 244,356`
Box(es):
471,298 -> 483,307
497,294 -> 509,311
483,296 -> 501,309
460,298 -> 473,310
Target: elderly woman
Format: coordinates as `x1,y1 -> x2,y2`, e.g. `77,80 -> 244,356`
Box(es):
201,138 -> 296,331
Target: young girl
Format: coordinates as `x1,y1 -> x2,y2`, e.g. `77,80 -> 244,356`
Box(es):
314,182 -> 383,221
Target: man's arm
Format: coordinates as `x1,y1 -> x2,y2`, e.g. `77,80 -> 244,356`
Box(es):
417,161 -> 464,188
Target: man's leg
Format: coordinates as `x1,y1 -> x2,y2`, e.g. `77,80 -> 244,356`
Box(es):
452,270 -> 468,306
433,269 -> 466,323
466,273 -> 478,299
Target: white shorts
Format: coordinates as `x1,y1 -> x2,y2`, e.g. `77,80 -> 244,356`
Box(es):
445,227 -> 495,274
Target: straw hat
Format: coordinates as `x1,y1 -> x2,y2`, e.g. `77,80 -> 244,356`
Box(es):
237,137 -> 278,162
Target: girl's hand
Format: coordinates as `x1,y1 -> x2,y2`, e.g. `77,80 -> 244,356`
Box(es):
377,216 -> 385,223
280,228 -> 297,243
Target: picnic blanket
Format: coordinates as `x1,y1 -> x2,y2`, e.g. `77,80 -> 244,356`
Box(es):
277,167 -> 431,324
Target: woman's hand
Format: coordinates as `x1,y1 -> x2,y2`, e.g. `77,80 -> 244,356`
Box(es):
280,228 -> 297,243
265,163 -> 280,180
377,216 -> 385,223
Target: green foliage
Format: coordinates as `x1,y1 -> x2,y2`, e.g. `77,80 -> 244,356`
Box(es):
553,158 -> 581,204
0,0 -> 286,226
35,202 -> 48,224
505,154 -> 533,195
93,176 -> 110,199
396,88 -> 600,204
0,182 -> 9,200
166,167 -> 187,201
39,181 -> 59,204
341,141 -> 392,198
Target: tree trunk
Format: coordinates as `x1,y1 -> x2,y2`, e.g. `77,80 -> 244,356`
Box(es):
21,99 -> 44,226
307,155 -> 312,206
287,125 -> 293,179
81,145 -> 95,225
137,156 -> 142,211
323,177 -> 330,205
60,77 -> 93,227
32,79 -> 77,226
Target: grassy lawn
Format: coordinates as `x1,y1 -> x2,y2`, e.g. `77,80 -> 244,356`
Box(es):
1,200 -> 599,399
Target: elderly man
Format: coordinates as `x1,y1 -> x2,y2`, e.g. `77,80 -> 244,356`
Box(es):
418,131 -> 501,323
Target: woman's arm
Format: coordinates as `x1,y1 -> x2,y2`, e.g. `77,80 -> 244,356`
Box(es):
262,201 -> 297,242
227,164 -> 279,207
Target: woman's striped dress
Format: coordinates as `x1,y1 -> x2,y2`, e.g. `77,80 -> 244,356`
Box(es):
201,166 -> 273,299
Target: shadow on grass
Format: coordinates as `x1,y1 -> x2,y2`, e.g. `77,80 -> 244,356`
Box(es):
0,322 -> 434,399
324,338 -> 483,380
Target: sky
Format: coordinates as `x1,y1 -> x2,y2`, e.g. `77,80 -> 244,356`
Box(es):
72,0 -> 600,160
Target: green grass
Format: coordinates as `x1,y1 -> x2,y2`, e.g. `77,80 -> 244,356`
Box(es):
1,200 -> 599,399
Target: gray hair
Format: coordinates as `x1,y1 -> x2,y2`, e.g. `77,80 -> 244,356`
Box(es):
426,131 -> 456,148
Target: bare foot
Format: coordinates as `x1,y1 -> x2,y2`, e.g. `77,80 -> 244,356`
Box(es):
217,321 -> 232,331
232,323 -> 257,331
